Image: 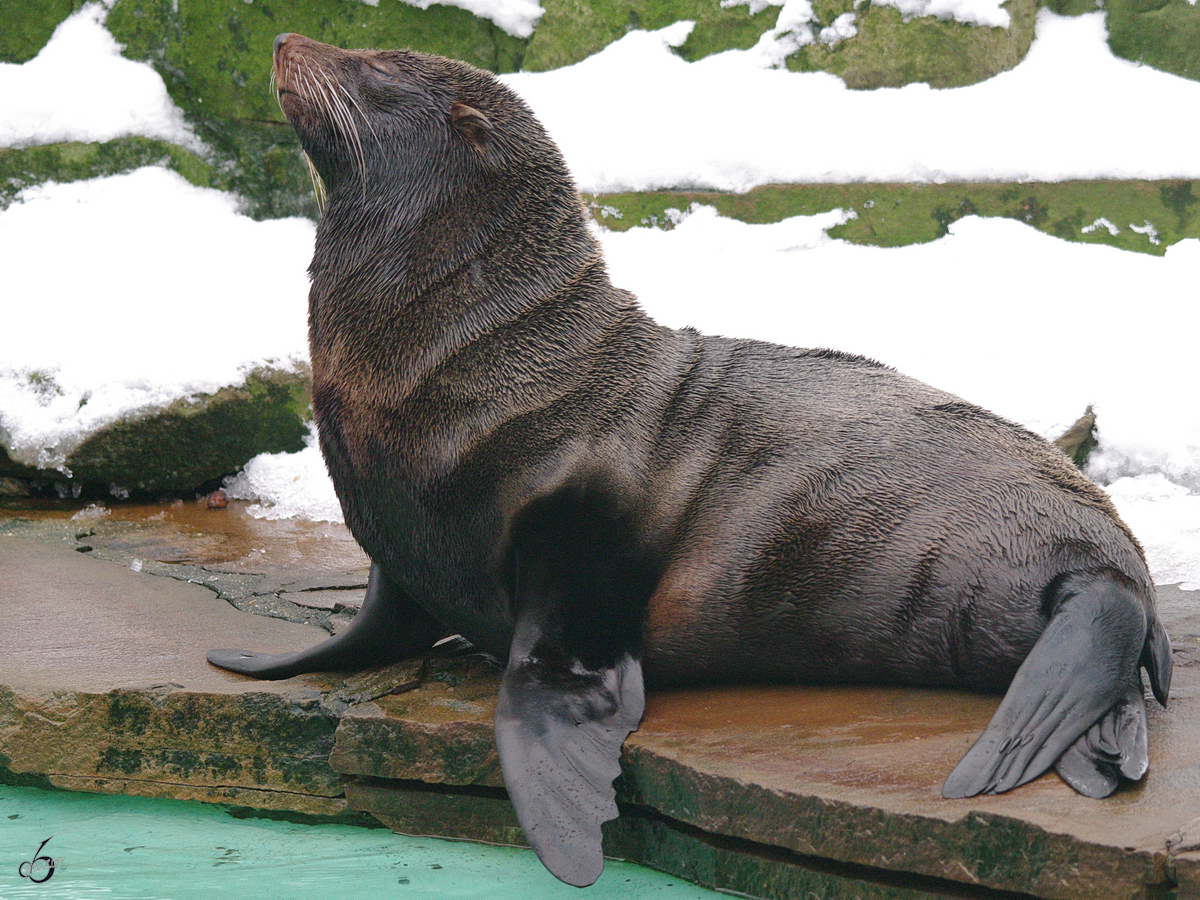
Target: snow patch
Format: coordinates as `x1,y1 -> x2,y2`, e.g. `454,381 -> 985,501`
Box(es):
0,3 -> 199,151
396,0 -> 544,38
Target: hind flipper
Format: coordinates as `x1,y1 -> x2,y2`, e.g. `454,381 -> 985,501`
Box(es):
207,563 -> 448,680
1053,680 -> 1148,797
943,570 -> 1148,799
1143,614 -> 1172,706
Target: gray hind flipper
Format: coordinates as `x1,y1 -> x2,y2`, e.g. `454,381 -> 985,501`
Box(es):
943,571 -> 1149,799
1143,615 -> 1172,707
1053,680 -> 1148,798
207,563 -> 447,680
495,615 -> 644,887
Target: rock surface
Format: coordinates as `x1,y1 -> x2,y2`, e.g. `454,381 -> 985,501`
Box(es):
1,366 -> 311,499
2,503 -> 1199,898
10,0 -> 1197,226
0,532 -> 346,814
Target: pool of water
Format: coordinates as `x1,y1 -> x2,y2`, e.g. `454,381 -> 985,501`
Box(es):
1,786 -> 725,899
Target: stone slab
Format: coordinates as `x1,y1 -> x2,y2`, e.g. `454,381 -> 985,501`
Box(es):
3,506 -> 1199,899
333,586 -> 1200,900
0,535 -> 348,814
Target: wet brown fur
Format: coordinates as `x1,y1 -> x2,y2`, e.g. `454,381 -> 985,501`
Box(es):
273,34 -> 1164,697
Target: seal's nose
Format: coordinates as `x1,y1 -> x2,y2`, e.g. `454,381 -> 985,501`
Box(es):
274,33 -> 291,56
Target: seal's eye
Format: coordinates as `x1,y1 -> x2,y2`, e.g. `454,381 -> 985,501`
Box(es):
363,59 -> 397,81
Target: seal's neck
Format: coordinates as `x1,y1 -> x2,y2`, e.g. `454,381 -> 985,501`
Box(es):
308,157 -> 623,372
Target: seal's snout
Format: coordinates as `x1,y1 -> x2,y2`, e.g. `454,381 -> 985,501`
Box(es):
274,33 -> 291,58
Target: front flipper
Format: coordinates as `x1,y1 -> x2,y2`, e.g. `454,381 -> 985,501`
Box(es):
943,570 -> 1164,799
495,612 -> 645,887
208,563 -> 448,680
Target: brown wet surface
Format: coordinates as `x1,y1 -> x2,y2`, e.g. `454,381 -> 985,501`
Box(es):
1,497 -> 368,573
0,533 -> 333,695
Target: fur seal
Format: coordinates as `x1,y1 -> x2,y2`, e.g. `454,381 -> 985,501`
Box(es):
209,33 -> 1173,887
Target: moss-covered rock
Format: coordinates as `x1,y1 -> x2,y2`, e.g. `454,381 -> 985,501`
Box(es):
525,0 -> 1038,89
522,0 -> 779,71
0,0 -> 80,64
0,137 -> 214,210
32,366 -> 314,497
105,0 -> 526,124
792,0 -> 1039,88
1105,0 -> 1200,82
1042,0 -> 1102,16
189,118 -> 320,220
589,179 -> 1200,255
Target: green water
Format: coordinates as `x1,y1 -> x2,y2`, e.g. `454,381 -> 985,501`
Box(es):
1,786 -> 724,899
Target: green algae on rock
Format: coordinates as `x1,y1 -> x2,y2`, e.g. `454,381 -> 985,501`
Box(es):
790,0 -> 1038,89
589,180 -> 1200,256
520,0 -> 778,71
0,137 -> 214,210
60,366 -> 312,496
524,0 -> 1039,90
1105,0 -> 1200,83
2,367 -> 314,498
0,0 -> 79,64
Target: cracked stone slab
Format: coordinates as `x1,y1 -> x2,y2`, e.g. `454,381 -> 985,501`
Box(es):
333,587 -> 1200,900
0,535 -> 350,814
4,503 -> 1199,899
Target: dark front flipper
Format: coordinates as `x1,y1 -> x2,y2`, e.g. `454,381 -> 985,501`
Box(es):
493,482 -> 655,884
495,613 -> 644,887
1053,680 -> 1148,797
943,570 -> 1168,799
208,563 -> 448,680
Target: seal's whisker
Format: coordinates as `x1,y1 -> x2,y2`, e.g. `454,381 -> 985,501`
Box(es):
270,67 -> 285,119
318,69 -> 367,197
320,69 -> 365,174
299,60 -> 330,119
303,151 -> 327,211
338,81 -> 379,142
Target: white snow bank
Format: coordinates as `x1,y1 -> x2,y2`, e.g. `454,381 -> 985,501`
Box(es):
392,0 -> 544,38
874,0 -> 1010,28
0,167 -> 314,471
224,427 -> 343,523
0,3 -> 199,152
594,207 -> 1200,586
1107,475 -> 1200,591
502,11 -> 1200,192
600,208 -> 1199,488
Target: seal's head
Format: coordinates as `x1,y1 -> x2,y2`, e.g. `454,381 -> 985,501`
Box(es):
273,33 -> 562,203
271,33 -> 595,311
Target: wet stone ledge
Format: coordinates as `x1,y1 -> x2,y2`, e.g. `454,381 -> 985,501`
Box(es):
1,520 -> 1199,899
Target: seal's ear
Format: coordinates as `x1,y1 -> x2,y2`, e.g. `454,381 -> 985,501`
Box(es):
450,102 -> 493,151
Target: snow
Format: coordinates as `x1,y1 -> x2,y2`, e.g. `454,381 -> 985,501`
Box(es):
874,0 -> 1011,28
723,0 -> 1008,56
0,3 -> 199,152
394,0 -> 544,38
223,426 -> 343,523
502,11 -> 1200,192
0,168 -> 313,472
0,5 -> 1196,587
